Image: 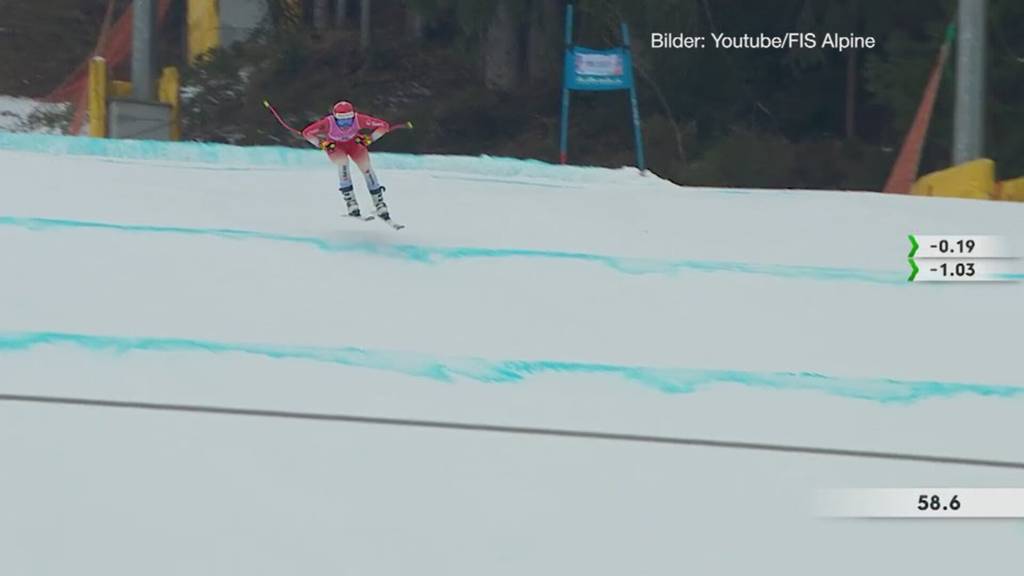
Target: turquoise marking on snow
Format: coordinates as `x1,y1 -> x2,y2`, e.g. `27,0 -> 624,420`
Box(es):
0,132 -> 633,184
428,173 -> 583,188
0,215 -> 904,284
0,331 -> 1020,404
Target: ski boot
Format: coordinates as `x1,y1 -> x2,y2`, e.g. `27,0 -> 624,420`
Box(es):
370,186 -> 390,220
370,186 -> 404,229
340,185 -> 362,217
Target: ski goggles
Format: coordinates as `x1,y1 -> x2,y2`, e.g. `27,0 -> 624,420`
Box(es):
333,112 -> 355,127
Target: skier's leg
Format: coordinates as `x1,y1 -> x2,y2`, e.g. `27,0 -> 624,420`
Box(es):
351,146 -> 390,219
330,149 -> 361,216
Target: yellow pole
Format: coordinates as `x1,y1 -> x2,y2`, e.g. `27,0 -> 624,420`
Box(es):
187,0 -> 220,61
87,56 -> 108,137
158,67 -> 181,141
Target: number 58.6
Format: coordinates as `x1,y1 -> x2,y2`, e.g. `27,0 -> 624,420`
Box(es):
918,494 -> 960,511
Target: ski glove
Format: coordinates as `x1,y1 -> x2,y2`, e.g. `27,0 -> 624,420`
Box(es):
319,140 -> 336,151
354,134 -> 373,147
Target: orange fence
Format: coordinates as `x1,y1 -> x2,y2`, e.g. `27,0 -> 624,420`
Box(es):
45,0 -> 173,135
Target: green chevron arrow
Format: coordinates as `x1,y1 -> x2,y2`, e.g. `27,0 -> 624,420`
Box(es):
908,258 -> 919,282
908,234 -> 919,258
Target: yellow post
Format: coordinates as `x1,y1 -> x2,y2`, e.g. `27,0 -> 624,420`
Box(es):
187,0 -> 220,61
158,67 -> 181,141
996,177 -> 1024,202
111,81 -> 133,98
87,57 -> 108,137
910,158 -> 995,200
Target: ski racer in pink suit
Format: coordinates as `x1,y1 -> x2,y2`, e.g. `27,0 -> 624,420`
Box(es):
302,100 -> 393,220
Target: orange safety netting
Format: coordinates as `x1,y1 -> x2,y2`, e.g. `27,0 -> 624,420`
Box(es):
882,26 -> 954,194
45,0 -> 173,134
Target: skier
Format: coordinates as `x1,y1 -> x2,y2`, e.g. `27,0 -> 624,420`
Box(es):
301,101 -> 395,222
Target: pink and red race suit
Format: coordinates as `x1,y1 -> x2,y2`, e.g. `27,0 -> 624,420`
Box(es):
301,113 -> 391,170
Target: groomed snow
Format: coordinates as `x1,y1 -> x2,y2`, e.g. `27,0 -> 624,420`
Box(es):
1,135 -> 1022,575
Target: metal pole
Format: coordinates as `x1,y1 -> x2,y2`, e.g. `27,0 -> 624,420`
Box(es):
953,0 -> 986,165
314,0 -> 328,30
360,0 -> 371,51
131,0 -> 156,101
335,0 -> 348,27
407,6 -> 424,41
621,22 -> 645,172
559,4 -> 573,164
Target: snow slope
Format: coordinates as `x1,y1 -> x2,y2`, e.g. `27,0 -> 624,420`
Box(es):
1,134 -> 1023,575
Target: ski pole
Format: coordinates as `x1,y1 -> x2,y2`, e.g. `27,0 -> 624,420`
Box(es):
264,99 -> 413,144
262,99 -> 302,135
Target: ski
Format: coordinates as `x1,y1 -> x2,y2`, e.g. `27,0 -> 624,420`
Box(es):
374,214 -> 405,230
341,213 -> 404,230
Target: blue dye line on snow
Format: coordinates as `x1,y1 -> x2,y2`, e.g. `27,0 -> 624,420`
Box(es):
0,215 -> 904,284
0,132 -> 636,184
428,173 -> 583,188
0,331 -> 1020,404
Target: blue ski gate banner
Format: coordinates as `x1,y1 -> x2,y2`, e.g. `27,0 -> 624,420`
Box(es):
565,47 -> 634,91
559,4 -> 645,170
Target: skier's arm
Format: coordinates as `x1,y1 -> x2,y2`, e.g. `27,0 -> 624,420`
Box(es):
301,117 -> 331,147
356,113 -> 391,143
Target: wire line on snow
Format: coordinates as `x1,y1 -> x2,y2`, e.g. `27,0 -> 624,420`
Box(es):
2,393 -> 1023,471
